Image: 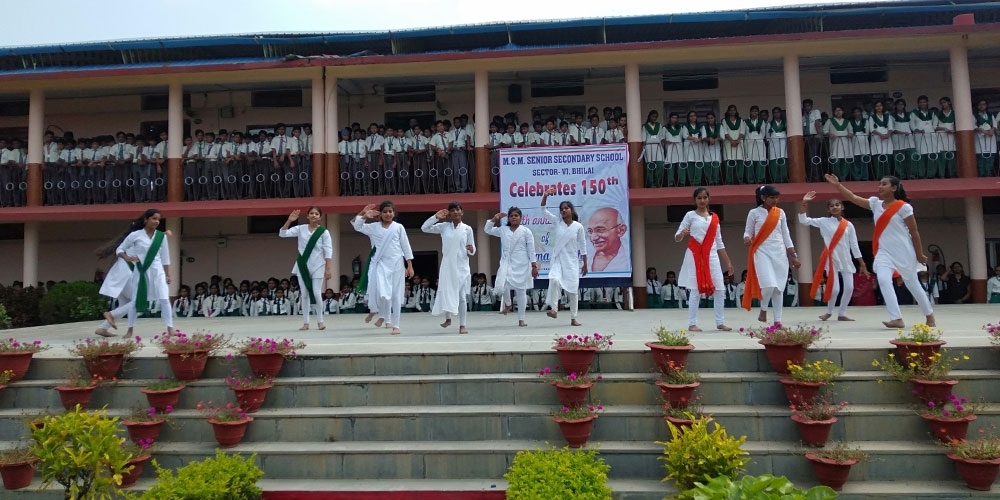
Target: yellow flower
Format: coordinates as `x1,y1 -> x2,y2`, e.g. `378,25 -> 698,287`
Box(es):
909,362 -> 917,368
909,352 -> 919,357
871,360 -> 879,367
888,353 -> 895,358
915,341 -> 922,346
963,355 -> 970,360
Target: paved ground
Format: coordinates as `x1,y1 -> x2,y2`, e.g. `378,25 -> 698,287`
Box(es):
11,304 -> 997,357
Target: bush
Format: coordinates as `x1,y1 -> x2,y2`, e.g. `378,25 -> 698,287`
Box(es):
504,446 -> 612,500
677,474 -> 838,500
132,450 -> 263,500
39,281 -> 106,325
0,302 -> 10,329
657,417 -> 749,490
0,285 -> 43,328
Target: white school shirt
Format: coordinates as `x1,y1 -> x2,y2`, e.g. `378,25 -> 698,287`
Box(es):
974,112 -> 997,154
302,134 -> 313,154
339,291 -> 357,310
270,297 -> 291,315
59,149 -> 73,163
680,123 -> 704,163
743,118 -> 767,161
867,114 -> 895,156
429,133 -> 451,152
823,118 -> 853,160
721,118 -> 747,161
470,284 -> 493,305
891,113 -> 915,151
173,297 -> 193,318
743,207 -> 794,290
488,132 -> 504,148
585,127 -> 603,146
662,126 -> 684,164
910,109 -> 938,155
849,119 -> 870,156
202,295 -> 223,318
803,109 -> 823,135
604,128 -> 624,144
500,133 -> 517,147
324,297 -> 340,314
44,148 -> 60,163
69,147 -> 83,163
869,197 -> 919,276
701,124 -> 722,163
647,278 -> 663,296
451,128 -> 468,148
366,134 -> 385,154
223,142 -> 241,159
540,130 -> 559,146
110,142 -> 132,161
661,283 -> 686,306
797,214 -> 862,273
765,121 -> 788,160
526,131 -> 543,146
270,136 -> 297,157
568,124 -> 585,144
986,276 -> 1000,298
382,137 -> 396,155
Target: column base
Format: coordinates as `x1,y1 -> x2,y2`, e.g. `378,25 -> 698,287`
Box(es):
326,153 -> 340,197
167,158 -> 183,203
628,142 -> 643,189
26,163 -> 42,207
955,130 -> 976,178
474,147 -> 490,193
798,282 -> 814,307
971,279 -> 987,304
787,136 -> 805,183
632,286 -> 648,309
311,153 -> 326,197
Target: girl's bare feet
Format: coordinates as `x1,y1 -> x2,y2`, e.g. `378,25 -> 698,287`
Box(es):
391,328 -> 400,335
374,318 -> 384,328
318,323 -> 326,330
837,316 -> 854,322
94,328 -> 115,338
518,321 -> 527,327
882,319 -> 905,329
570,319 -> 582,326
818,313 -> 831,321
124,328 -> 135,338
299,325 -> 309,331
546,310 -> 558,319
364,312 -> 376,324
688,325 -> 702,332
459,326 -> 469,334
166,326 -> 175,336
758,311 -> 767,323
104,311 -> 117,330
440,319 -> 451,328
925,314 -> 936,327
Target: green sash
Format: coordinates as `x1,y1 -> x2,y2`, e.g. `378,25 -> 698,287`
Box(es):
850,119 -> 867,134
134,230 -> 164,313
724,118 -> 742,131
913,109 -> 934,122
643,123 -> 660,136
975,112 -> 992,127
704,123 -> 721,139
665,124 -> 682,137
892,112 -> 910,123
871,114 -> 890,129
830,118 -> 849,132
295,226 -> 327,305
745,118 -> 763,133
355,246 -> 377,294
768,120 -> 786,134
685,123 -> 701,136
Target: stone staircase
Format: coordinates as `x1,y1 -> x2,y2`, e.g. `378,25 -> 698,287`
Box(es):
2,346 -> 999,499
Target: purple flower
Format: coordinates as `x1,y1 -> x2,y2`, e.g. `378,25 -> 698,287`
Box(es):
928,401 -> 936,407
955,405 -> 965,412
596,404 -> 603,410
165,405 -> 173,413
562,406 -> 570,413
943,410 -> 951,417
135,336 -> 142,342
568,373 -> 577,381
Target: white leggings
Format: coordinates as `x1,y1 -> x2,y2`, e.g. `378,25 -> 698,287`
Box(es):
99,297 -> 133,330
825,270 -> 855,317
758,286 -> 784,323
875,264 -> 934,321
547,279 -> 579,319
299,277 -> 325,325
688,289 -> 726,327
127,299 -> 173,329
375,292 -> 403,328
444,294 -> 468,326
502,287 -> 529,321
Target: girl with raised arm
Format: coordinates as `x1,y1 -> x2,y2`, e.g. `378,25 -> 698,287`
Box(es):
351,201 -> 415,335
115,209 -> 175,336
798,192 -> 869,322
824,173 -> 935,327
279,207 -> 333,331
742,185 -> 800,325
675,187 -> 734,331
422,201 -> 476,334
485,207 -> 539,327
540,187 -> 587,326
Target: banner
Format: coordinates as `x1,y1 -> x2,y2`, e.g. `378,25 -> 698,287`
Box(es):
499,144 -> 632,284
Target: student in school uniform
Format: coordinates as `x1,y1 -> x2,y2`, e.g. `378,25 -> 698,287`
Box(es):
350,128 -> 370,195
415,278 -> 435,313
824,106 -> 853,181
663,113 -> 685,187
868,101 -> 895,179
248,288 -> 267,316
700,113 -> 723,186
799,191 -> 868,321
487,122 -> 504,191
802,99 -> 825,182
891,99 -> 916,180
847,107 -> 871,181
271,124 -> 298,198
429,121 -> 453,194
724,274 -> 738,308
646,267 -> 664,309
661,271 -> 685,309
173,285 -> 194,318
339,284 -> 359,313
237,282 -> 252,316
201,283 -> 224,318
972,98 -> 996,178
641,110 -> 666,188
527,121 -> 544,147
744,106 -> 768,184
270,289 -> 292,316
784,270 -> 799,307
721,105 -> 746,185
909,96 -> 937,179
681,111 -> 705,187
588,287 -> 622,310
603,118 -> 624,145
675,186 -> 734,331
294,125 -> 312,197
108,132 -> 133,203
381,127 -> 397,195
352,201 -> 416,335
221,284 -> 241,317
393,127 -> 410,194
402,285 -> 419,313
529,287 -> 548,311
765,107 -> 789,183
410,126 -> 431,195
469,273 -> 493,312
742,185 -> 801,325
323,289 -> 341,315
540,188 -> 587,326
987,265 -> 1000,304
451,120 -> 471,192
280,207 -> 334,330
540,119 -> 559,147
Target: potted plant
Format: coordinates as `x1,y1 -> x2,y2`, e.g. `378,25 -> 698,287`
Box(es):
539,366 -> 599,408
237,337 -> 306,378
655,360 -> 700,409
31,407 -> 132,499
946,427 -> 1000,491
0,369 -> 12,394
657,416 -> 749,490
645,323 -> 694,373
118,439 -> 153,488
873,349 -> 967,402
986,322 -> 1000,348
789,398 -> 848,447
136,451 -> 263,499
53,371 -> 100,410
551,404 -> 603,448
551,332 -> 613,376
153,329 -> 231,381
198,400 -> 252,448
140,375 -> 186,411
0,338 -> 49,382
121,406 -> 174,445
68,337 -> 143,379
781,359 -> 844,405
663,395 -> 707,430
0,446 -> 37,490
891,323 -> 945,364
920,394 -> 982,443
739,323 -> 827,374
224,370 -> 274,413
504,447 -> 611,500
804,441 -> 871,491
680,474 -> 837,500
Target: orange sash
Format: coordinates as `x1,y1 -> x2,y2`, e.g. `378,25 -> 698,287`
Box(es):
687,213 -> 720,296
810,218 -> 849,303
873,200 -> 905,278
742,207 -> 781,310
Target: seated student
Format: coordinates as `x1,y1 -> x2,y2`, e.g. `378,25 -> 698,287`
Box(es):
202,283 -> 224,318
784,270 -> 799,307
173,285 -> 194,318
265,278 -> 279,299
415,278 -> 435,312
529,287 -> 549,311
918,270 -> 939,306
322,288 -> 340,315
724,274 -> 738,308
589,287 -> 622,309
270,288 -> 292,316
338,284 -> 358,313
661,271 -> 686,309
143,298 -> 161,319
577,287 -> 593,310
813,274 -> 828,308
222,284 -> 242,317
470,273 -> 494,311
557,289 -> 570,311
248,288 -> 268,317
287,276 -> 302,316
238,281 -> 252,316
191,283 -> 207,318
402,284 -> 419,313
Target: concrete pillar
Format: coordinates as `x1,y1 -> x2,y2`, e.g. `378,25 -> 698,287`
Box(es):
324,75 -> 340,196
631,206 -> 647,308
311,73 -> 326,197
167,82 -> 184,202
950,45 -> 976,179
624,63 -> 644,189
783,55 -> 806,184
26,89 -> 44,207
22,221 -> 38,287
167,217 -> 181,297
965,197 -> 988,303
476,210 -> 491,276
326,215 -> 341,289
793,206 -> 814,306
474,70 -> 491,193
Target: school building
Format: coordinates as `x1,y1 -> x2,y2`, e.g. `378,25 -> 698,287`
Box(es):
1,0 -> 999,306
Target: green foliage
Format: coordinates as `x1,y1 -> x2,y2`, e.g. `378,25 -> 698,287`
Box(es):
131,450 -> 263,500
0,302 -> 11,329
504,446 -> 612,500
39,281 -> 106,325
0,285 -> 43,328
657,417 -> 749,490
676,474 -> 839,500
32,406 -> 132,500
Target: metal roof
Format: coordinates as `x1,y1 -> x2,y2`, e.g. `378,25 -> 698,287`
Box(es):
1,0 -> 998,74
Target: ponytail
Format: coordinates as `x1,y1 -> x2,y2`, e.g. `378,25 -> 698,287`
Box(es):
884,176 -> 910,203
95,208 -> 159,259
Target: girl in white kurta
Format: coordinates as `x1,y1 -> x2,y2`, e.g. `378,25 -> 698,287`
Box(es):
765,108 -> 789,183
675,187 -> 734,331
352,201 -> 415,335
422,202 -> 476,334
721,105 -> 747,183
641,110 -> 665,188
94,253 -> 135,338
115,209 -> 174,335
280,207 -> 334,330
825,174 -> 935,328
849,107 -> 871,181
485,207 -> 538,327
541,188 -> 588,326
742,186 -> 800,325
798,192 -> 869,321
824,107 -> 853,181
681,112 -> 704,186
868,102 -> 895,178
702,114 -> 722,185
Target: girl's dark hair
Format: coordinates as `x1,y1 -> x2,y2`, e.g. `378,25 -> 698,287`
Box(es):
506,206 -> 522,226
693,186 -> 712,214
378,200 -> 395,214
558,201 -> 579,222
308,206 -> 322,216
755,185 -> 780,206
448,201 -> 462,211
882,176 -> 910,202
95,208 -> 160,259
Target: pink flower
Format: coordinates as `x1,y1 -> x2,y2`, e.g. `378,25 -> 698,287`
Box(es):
927,401 -> 936,407
568,373 -> 577,381
562,406 -> 570,413
956,405 -> 965,412
943,410 -> 951,417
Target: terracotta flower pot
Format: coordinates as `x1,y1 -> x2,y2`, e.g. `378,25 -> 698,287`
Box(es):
553,415 -> 597,448
779,379 -> 825,405
655,380 -> 700,409
551,381 -> 593,408
910,378 -> 958,403
165,349 -> 210,381
665,415 -> 697,432
0,352 -> 34,382
948,453 -> 1000,491
83,353 -> 124,379
760,342 -> 807,374
645,342 -> 695,372
553,346 -> 598,376
140,385 -> 185,412
54,385 -> 96,411
890,339 -> 945,366
805,453 -> 857,491
0,458 -> 38,490
232,384 -> 272,413
208,417 -> 253,448
921,413 -> 976,443
245,352 -> 286,378
118,454 -> 151,488
122,419 -> 166,444
791,414 -> 837,447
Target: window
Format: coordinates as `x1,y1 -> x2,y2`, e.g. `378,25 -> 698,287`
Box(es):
663,100 -> 718,122
830,93 -> 892,116
383,111 -> 436,132
248,216 -> 294,234
384,85 -> 436,104
140,93 -> 191,111
251,89 -> 303,108
0,100 -> 28,117
662,72 -> 719,92
529,106 -> 587,126
139,120 -> 191,139
830,67 -> 888,85
530,78 -> 584,98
